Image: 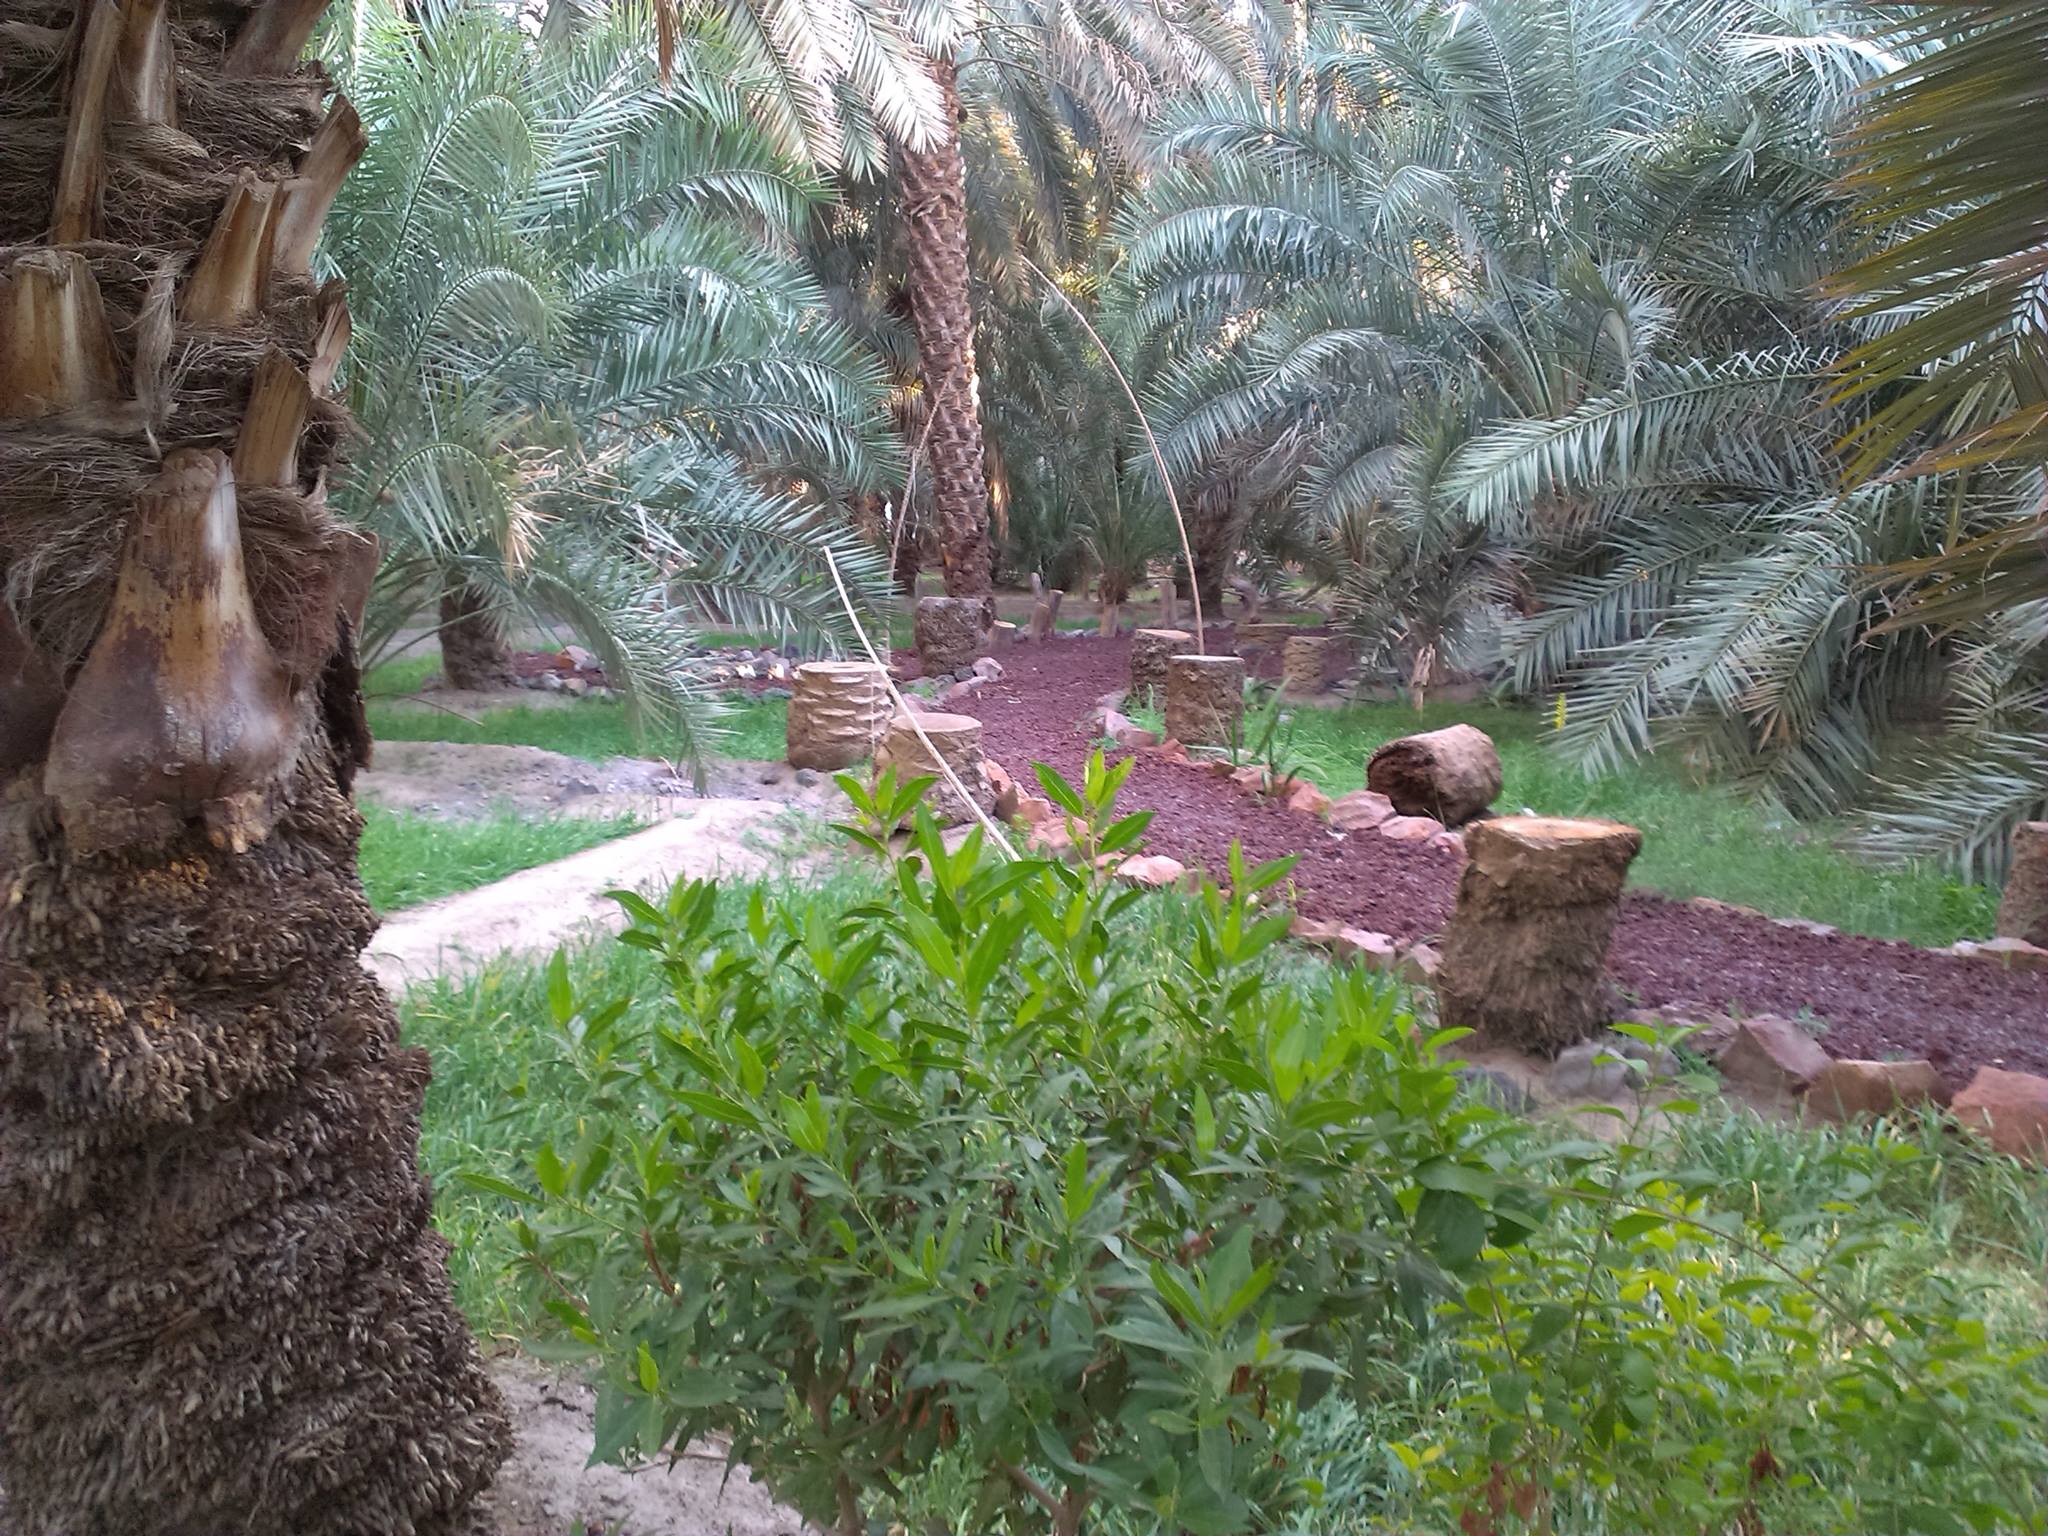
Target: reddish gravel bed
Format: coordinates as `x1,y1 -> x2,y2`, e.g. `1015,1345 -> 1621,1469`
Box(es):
954,633 -> 2048,1084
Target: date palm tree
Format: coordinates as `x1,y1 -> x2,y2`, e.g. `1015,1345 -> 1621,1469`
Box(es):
0,0 -> 505,1529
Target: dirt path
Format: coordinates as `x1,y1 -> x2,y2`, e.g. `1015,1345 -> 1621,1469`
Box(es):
964,633 -> 2048,1084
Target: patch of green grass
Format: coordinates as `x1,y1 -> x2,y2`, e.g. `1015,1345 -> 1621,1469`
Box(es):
365,692 -> 792,764
1137,694 -> 1998,946
358,804 -> 642,913
363,653 -> 441,696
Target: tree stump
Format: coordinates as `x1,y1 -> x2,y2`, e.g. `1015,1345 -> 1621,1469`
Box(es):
1436,816 -> 1644,1052
914,594 -> 987,675
874,711 -> 992,825
1236,620 -> 1290,650
1367,723 -> 1502,826
1166,654 -> 1245,747
1158,577 -> 1179,629
1998,822 -> 2048,948
1027,588 -> 1064,642
786,661 -> 890,771
1281,634 -> 1329,695
1130,627 -> 1194,704
991,620 -> 1019,646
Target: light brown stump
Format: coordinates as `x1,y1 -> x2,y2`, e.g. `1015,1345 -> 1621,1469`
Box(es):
1367,723 -> 1502,826
1235,620 -> 1290,650
786,660 -> 889,771
1436,816 -> 1643,1052
1097,599 -> 1121,637
1158,577 -> 1179,629
1166,653 -> 1245,748
874,711 -> 991,825
1129,627 -> 1193,704
1282,634 -> 1329,696
1998,822 -> 2048,948
914,593 -> 987,675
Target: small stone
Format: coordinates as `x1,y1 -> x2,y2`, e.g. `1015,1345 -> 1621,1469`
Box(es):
1115,725 -> 1160,750
734,663 -> 756,680
535,671 -> 564,691
1014,793 -> 1055,827
1429,829 -> 1465,857
1290,916 -> 1344,948
1947,937 -> 2048,972
1458,1066 -> 1538,1115
1329,790 -> 1396,832
1718,1017 -> 1830,1095
1804,1059 -> 1945,1123
985,758 -> 1015,802
1118,855 -> 1189,889
1688,897 -> 1766,920
1230,764 -> 1271,794
1283,781 -> 1332,818
1551,1041 -> 1638,1099
1334,927 -> 1398,967
971,656 -> 1004,681
1394,941 -> 1440,985
1772,916 -> 1839,938
1155,737 -> 1190,764
793,768 -> 820,787
1203,757 -> 1238,778
1026,818 -> 1075,857
940,678 -> 983,706
1380,813 -> 1444,842
561,675 -> 590,696
1951,1068 -> 2048,1164
562,643 -> 597,669
1100,707 -> 1136,740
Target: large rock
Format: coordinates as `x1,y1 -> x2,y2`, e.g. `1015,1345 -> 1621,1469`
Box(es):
1718,1017 -> 1830,1096
1165,654 -> 1246,748
785,661 -> 890,771
1129,628 -> 1195,704
1804,1059 -> 1946,1123
1367,724 -> 1502,826
1997,821 -> 2048,947
1951,1068 -> 2048,1165
1329,789 -> 1396,832
873,711 -> 992,826
1435,816 -> 1642,1052
913,595 -> 989,675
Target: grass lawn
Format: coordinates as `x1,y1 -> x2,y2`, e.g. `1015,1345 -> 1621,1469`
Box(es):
366,692 -> 792,763
1136,694 -> 1998,947
358,804 -> 643,913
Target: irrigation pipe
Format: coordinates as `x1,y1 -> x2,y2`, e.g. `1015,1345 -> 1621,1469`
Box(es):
822,548 -> 1020,861
1015,255 -> 1207,655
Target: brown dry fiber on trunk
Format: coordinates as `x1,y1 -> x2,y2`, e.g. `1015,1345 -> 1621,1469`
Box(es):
895,55 -> 990,598
1436,816 -> 1643,1053
439,574 -> 515,690
1999,822 -> 2048,947
0,0 -> 507,1529
1367,723 -> 1502,827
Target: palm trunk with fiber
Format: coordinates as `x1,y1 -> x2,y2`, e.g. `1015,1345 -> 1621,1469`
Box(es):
0,0 -> 508,1530
439,573 -> 515,689
894,55 -> 991,598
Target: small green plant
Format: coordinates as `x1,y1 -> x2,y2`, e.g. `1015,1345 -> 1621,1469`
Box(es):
1228,682 -> 1307,790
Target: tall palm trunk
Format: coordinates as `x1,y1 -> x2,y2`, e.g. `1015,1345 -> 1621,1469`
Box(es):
894,55 -> 991,597
0,1 -> 507,1530
440,573 -> 516,690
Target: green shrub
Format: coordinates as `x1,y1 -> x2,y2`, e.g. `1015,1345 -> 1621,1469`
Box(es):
494,767 -> 2048,1535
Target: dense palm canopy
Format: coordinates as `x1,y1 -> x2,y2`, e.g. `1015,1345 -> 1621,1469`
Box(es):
328,0 -> 896,755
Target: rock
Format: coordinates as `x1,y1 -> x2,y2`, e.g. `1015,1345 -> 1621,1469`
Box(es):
1434,816 -> 1643,1052
1380,814 -> 1444,842
1329,790 -> 1396,832
1290,916 -> 1345,948
561,643 -> 597,669
1717,1017 -> 1830,1095
1394,942 -> 1441,986
1947,937 -> 2048,972
1165,654 -> 1246,748
561,675 -> 590,696
1230,764 -> 1270,794
1025,817 -> 1075,857
1688,896 -> 1766,920
786,661 -> 890,771
1997,821 -> 2048,947
1428,829 -> 1465,857
1283,780 -> 1332,818
1013,793 -> 1055,827
873,712 -> 993,826
1366,724 -> 1503,826
793,768 -> 821,788
1118,855 -> 1189,889
985,759 -> 1014,798
1155,737 -> 1190,764
733,663 -> 756,680
940,678 -> 983,707
1203,757 -> 1238,778
1951,1068 -> 2048,1164
1100,707 -> 1137,741
1804,1059 -> 1946,1123
971,656 -> 1004,681
913,594 -> 990,675
760,685 -> 793,701
535,671 -> 564,692
1115,724 -> 1160,750
1335,927 -> 1399,967
1772,917 -> 1839,938
1551,1034 -> 1673,1099
1458,1066 -> 1538,1115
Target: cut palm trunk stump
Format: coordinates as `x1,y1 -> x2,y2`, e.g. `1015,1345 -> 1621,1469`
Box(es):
1027,588 -> 1064,642
1130,627 -> 1194,705
1158,577 -> 1180,628
1367,723 -> 1502,826
786,661 -> 890,771
1999,822 -> 2048,948
874,711 -> 992,825
1235,620 -> 1290,650
914,593 -> 988,675
1166,654 -> 1245,748
1436,816 -> 1644,1052
1281,634 -> 1329,696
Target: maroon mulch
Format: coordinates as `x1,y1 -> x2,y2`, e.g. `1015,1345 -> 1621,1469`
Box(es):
955,632 -> 2048,1084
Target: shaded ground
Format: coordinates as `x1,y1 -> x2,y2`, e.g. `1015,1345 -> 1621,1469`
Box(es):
966,632 -> 2048,1084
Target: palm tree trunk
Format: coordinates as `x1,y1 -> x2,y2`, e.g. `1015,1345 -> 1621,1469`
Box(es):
0,1 -> 507,1530
894,55 -> 991,598
439,575 -> 516,690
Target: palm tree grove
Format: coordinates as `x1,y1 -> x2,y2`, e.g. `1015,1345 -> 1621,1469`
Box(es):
2,0 -> 2046,1531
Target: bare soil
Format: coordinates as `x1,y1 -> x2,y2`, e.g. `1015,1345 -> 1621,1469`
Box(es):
966,632 -> 2048,1086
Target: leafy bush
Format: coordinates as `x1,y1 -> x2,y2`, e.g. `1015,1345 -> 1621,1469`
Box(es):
494,770 -> 2048,1535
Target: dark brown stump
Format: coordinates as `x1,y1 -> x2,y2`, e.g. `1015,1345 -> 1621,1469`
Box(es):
1436,816 -> 1643,1052
438,579 -> 515,691
1165,654 -> 1245,748
1367,723 -> 1502,826
1998,822 -> 2048,948
1130,627 -> 1194,705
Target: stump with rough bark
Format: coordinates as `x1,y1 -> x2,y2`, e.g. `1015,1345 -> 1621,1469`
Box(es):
1166,654 -> 1246,747
1367,723 -> 1502,826
1158,578 -> 1179,628
1436,817 -> 1644,1052
786,661 -> 889,770
1236,620 -> 1291,650
1999,822 -> 2048,948
1130,627 -> 1194,704
874,711 -> 992,825
914,594 -> 988,675
1282,635 -> 1329,695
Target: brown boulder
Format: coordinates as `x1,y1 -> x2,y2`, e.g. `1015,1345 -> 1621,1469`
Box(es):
1283,780 -> 1332,817
1804,1059 -> 1946,1123
1718,1017 -> 1829,1095
1329,789 -> 1396,832
1947,937 -> 2048,973
1951,1068 -> 2048,1164
1380,814 -> 1444,842
1118,854 -> 1190,889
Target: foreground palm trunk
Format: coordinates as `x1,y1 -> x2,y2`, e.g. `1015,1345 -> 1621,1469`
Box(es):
895,55 -> 992,597
0,1 -> 508,1530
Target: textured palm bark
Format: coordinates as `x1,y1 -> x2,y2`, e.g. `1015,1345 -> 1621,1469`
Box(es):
1999,822 -> 2048,947
438,576 -> 516,690
0,0 -> 507,1527
894,56 -> 991,598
